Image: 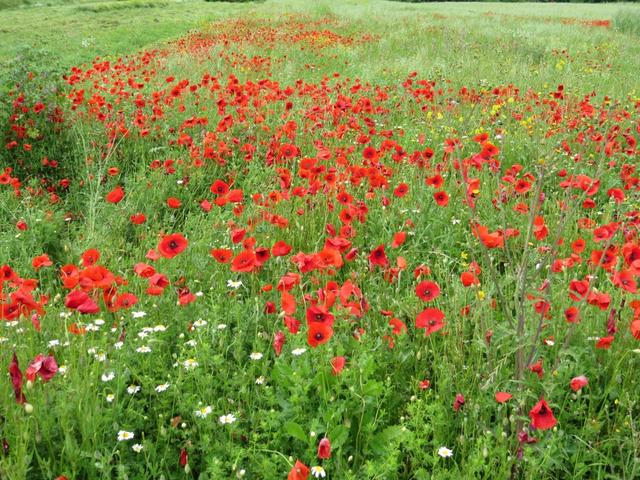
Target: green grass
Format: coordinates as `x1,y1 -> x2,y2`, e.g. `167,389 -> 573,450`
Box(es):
1,2 -> 640,479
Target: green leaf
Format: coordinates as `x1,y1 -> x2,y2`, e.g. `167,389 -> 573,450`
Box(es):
284,421 -> 308,443
329,424 -> 350,450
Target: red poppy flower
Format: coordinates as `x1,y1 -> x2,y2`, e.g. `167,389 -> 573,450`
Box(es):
564,306 -> 580,323
434,191 -> 449,206
306,305 -> 335,326
9,353 -> 26,404
130,213 -> 146,225
210,179 -> 229,195
393,183 -> 409,198
529,398 -> 557,430
453,393 -> 465,412
81,249 -> 100,267
272,240 -> 292,257
460,271 -> 480,287
529,359 -> 544,379
166,197 -> 182,209
288,460 -> 310,480
25,354 -> 57,382
331,356 -> 346,375
415,280 -> 440,302
570,375 -> 588,392
158,233 -> 188,259
210,248 -> 233,263
495,392 -> 513,403
317,437 -> 331,459
307,322 -> 333,347
391,231 -> 406,248
368,244 -> 389,268
65,290 -> 99,314
231,250 -> 257,273
595,336 -> 614,349
415,308 -> 445,336
106,186 -> 124,204
273,331 -> 285,356
32,254 -> 53,271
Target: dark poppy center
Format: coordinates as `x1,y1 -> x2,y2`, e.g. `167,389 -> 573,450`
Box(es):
314,332 -> 324,340
169,241 -> 178,250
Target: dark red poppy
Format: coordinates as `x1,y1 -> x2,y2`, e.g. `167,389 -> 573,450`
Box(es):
415,308 -> 445,335
307,322 -> 333,347
415,280 -> 440,302
158,233 -> 188,259
529,398 -> 557,430
317,437 -> 331,459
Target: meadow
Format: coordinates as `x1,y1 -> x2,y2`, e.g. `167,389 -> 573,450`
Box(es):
1,1 -> 640,479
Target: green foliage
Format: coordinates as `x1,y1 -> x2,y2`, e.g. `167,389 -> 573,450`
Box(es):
613,8 -> 640,35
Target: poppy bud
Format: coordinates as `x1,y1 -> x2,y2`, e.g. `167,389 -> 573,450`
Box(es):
179,448 -> 188,467
317,437 -> 331,459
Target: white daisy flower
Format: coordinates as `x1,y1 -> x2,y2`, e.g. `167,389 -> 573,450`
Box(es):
193,319 -> 207,328
155,383 -> 170,393
249,352 -> 263,361
117,430 -> 134,441
136,346 -> 152,353
183,358 -> 199,370
153,325 -> 166,332
184,340 -> 197,348
132,443 -> 144,453
195,406 -> 212,418
255,376 -> 266,385
438,446 -> 453,458
219,413 -> 237,425
311,466 -> 326,478
114,341 -> 124,350
217,324 -> 227,330
101,371 -> 115,382
127,385 -> 141,395
227,279 -> 243,289
292,348 -> 307,356
47,339 -> 60,348
106,393 -> 115,403
132,311 -> 146,319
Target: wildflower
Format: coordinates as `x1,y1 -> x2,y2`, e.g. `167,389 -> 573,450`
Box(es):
132,444 -> 144,453
438,446 -> 453,458
219,414 -> 237,425
570,376 -> 588,392
117,430 -> 134,441
127,385 -> 141,395
193,319 -> 207,328
183,359 -> 199,370
249,352 -> 263,361
288,460 -> 310,480
495,392 -> 513,403
317,437 -> 331,459
311,466 -> 326,478
155,383 -> 170,393
136,346 -> 151,353
256,376 -> 266,385
158,233 -> 188,259
106,394 -> 115,403
101,372 -> 115,382
227,279 -> 243,289
292,348 -> 307,356
195,406 -> 212,418
529,398 -> 557,430
132,311 -> 146,319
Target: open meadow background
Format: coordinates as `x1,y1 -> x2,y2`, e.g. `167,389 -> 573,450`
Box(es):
1,1 -> 640,479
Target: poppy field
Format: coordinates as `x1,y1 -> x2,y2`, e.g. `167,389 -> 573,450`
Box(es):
1,1 -> 640,479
